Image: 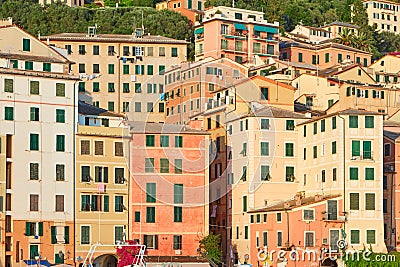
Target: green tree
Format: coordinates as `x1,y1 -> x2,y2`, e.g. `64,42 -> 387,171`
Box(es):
198,233 -> 222,265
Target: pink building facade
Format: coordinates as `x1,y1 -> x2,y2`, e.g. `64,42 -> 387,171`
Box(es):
248,194 -> 344,267
129,122 -> 210,258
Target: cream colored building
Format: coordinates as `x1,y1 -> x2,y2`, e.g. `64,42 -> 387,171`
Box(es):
367,54 -> 400,84
297,109 -> 387,252
362,0 -> 400,33
76,101 -> 130,266
0,25 -> 78,266
42,27 -> 187,122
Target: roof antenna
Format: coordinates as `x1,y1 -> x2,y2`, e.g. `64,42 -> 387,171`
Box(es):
142,11 -> 145,33
232,0 -> 235,8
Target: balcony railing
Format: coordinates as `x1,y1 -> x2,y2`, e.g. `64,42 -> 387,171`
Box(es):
221,45 -> 248,53
223,30 -> 248,39
205,96 -> 234,110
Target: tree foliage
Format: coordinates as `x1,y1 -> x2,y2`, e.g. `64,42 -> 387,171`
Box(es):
199,233 -> 222,264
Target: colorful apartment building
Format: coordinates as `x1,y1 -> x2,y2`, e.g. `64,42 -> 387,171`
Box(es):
0,25 -> 78,266
156,0 -> 205,23
279,38 -> 372,69
41,27 -> 187,121
194,6 -> 279,63
367,54 -> 400,84
362,0 -> 400,34
297,110 -> 387,254
164,57 -> 248,124
248,194 -> 343,267
75,101 -> 129,266
128,122 -> 210,261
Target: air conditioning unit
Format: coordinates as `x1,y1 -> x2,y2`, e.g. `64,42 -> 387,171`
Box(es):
131,75 -> 137,82
338,215 -> 347,221
175,250 -> 182,255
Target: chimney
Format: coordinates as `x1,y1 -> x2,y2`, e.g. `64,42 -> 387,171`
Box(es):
315,194 -> 323,202
284,201 -> 291,209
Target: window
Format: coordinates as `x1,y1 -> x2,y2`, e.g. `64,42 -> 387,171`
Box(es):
23,38 -> 30,51
313,123 -> 317,134
352,140 -> 360,157
30,194 -> 39,211
160,158 -> 169,173
286,120 -> 295,130
385,143 -> 391,157
260,142 -> 269,156
4,107 -> 13,121
145,158 -> 154,173
365,116 -> 374,128
93,64 -> 100,73
298,52 -> 303,62
81,166 -> 91,182
143,235 -> 158,249
108,102 -> 115,112
56,109 -> 65,123
261,165 -> 270,181
114,226 -> 124,244
277,231 -> 282,246
78,45 -> 86,55
4,79 -> 13,93
30,163 -> 39,180
241,166 -> 247,181
30,133 -> 39,151
175,136 -> 183,147
115,142 -> 123,157
261,87 -> 269,100
242,195 -> 247,212
313,146 -> 317,158
366,230 -> 376,244
174,159 -> 182,174
363,141 -> 372,159
115,196 -> 124,212
365,168 -> 374,180
78,63 -> 85,73
108,83 -> 115,92
93,45 -> 99,55
146,135 -> 155,147
81,140 -> 90,155
285,143 -> 294,157
78,82 -> 85,92
321,119 -> 325,132
365,193 -> 375,210
240,143 -> 247,156
349,116 -> 358,128
135,102 -> 141,112
244,226 -> 249,239
171,48 -> 178,57
286,167 -> 295,182
350,167 -> 358,180
94,166 -> 108,183
261,119 -> 269,129
332,117 -> 337,129
43,64 -> 51,72
350,230 -> 360,244
94,141 -> 104,155
56,83 -> 65,97
55,195 -> 64,212
81,226 -> 90,244
146,183 -> 156,203
174,184 -> 183,203
159,47 -> 166,56
332,141 -> 337,154
350,193 -> 359,210
305,232 -> 315,247
30,81 -> 39,95
56,135 -> 65,152
114,168 -> 125,184
25,61 -> 33,70
30,107 -> 39,121
122,83 -> 130,93
147,102 -> 153,112
146,207 -> 155,222
174,206 -> 182,222
325,53 -> 329,63
173,235 -> 182,249
56,164 -> 65,181
108,64 -> 115,74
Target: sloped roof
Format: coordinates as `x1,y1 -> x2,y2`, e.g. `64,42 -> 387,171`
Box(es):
384,130 -> 400,141
248,194 -> 341,213
78,101 -> 124,117
324,21 -> 359,29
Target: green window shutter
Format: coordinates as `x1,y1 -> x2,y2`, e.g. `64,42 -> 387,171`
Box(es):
134,211 -> 140,222
56,135 -> 65,152
160,158 -> 169,173
147,65 -> 154,75
5,107 -> 14,121
313,123 -> 317,134
332,117 -> 337,129
93,82 -> 100,92
174,206 -> 182,222
25,61 -> 33,70
261,142 -> 269,156
108,102 -> 114,111
321,120 -> 325,132
363,141 -> 372,159
175,136 -> 183,147
146,183 -> 156,203
4,79 -> 13,93
146,207 -> 155,222
108,64 -> 114,74
332,141 -> 337,154
56,109 -> 65,123
261,165 -> 270,180
365,193 -> 375,210
108,83 -> 115,92
43,63 -> 51,72
30,134 -> 39,151
351,230 -> 360,244
26,222 -> 31,236
30,81 -> 39,95
123,65 -> 129,74
350,193 -> 359,210
123,83 -> 130,93
160,136 -> 169,147
78,82 -> 85,92
349,116 -> 358,128
338,54 -> 342,63
103,195 -> 109,212
243,196 -> 247,212
350,167 -> 358,180
325,53 -> 329,63
285,143 -> 294,157
38,222 -> 43,236
23,38 -> 31,51
104,167 -> 109,183
64,226 -> 69,244
313,146 -> 317,158
365,116 -> 374,128
56,83 -> 66,96
55,254 -> 64,264
51,226 -> 57,244
159,65 -> 165,74
365,168 -> 374,180
346,87 -> 351,96
171,48 -> 178,57
145,158 -> 154,173
11,59 -> 18,68
174,184 -> 183,203
135,65 -> 140,75
146,135 -> 155,146
366,230 -> 375,244
351,141 -> 360,157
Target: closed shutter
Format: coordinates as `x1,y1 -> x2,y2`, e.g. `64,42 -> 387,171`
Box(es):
64,226 -> 69,244
365,193 -> 375,210
327,200 -> 337,220
103,195 -> 109,212
350,193 -> 359,210
51,226 -> 57,244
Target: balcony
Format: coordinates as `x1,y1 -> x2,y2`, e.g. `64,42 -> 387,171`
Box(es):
222,30 -> 248,39
221,45 -> 248,54
205,96 -> 234,111
253,33 -> 278,42
254,46 -> 276,56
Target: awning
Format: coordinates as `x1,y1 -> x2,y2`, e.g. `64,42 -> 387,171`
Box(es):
24,260 -> 53,267
194,27 -> 204,34
254,25 -> 278,34
234,23 -> 247,31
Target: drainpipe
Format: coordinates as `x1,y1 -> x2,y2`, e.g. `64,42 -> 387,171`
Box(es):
338,115 -> 346,235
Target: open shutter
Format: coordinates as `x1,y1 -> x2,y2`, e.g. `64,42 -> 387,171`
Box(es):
26,222 -> 31,236
104,195 -> 109,212
104,167 -> 108,183
38,222 -> 43,236
64,226 -> 69,244
154,235 -> 159,249
51,226 -> 57,244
